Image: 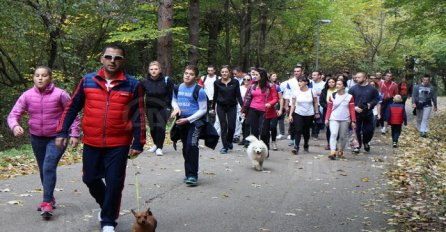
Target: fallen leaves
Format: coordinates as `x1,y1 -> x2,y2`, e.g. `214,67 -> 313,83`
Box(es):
385,109 -> 446,230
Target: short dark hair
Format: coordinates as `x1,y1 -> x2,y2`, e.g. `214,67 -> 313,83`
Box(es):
35,65 -> 52,77
207,65 -> 216,70
298,76 -> 309,82
423,74 -> 431,78
185,65 -> 199,77
233,66 -> 243,72
102,44 -> 126,57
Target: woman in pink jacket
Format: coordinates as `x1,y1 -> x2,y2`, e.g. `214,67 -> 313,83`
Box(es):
7,66 -> 80,218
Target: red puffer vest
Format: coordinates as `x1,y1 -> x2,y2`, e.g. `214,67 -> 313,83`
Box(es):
389,104 -> 404,125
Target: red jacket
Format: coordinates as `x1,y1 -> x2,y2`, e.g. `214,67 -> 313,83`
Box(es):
241,82 -> 278,119
57,68 -> 146,150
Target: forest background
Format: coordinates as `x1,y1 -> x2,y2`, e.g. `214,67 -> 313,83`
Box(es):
0,0 -> 445,150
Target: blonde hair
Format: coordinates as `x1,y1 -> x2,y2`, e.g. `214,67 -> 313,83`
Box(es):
393,94 -> 402,103
148,61 -> 162,70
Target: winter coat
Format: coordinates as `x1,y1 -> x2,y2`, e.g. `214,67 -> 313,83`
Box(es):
8,83 -> 80,137
241,82 -> 278,119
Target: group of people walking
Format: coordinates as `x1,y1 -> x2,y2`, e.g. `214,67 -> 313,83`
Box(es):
6,44 -> 439,231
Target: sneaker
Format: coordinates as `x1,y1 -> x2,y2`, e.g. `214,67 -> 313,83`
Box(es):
40,202 -> 53,218
155,148 -> 163,156
288,140 -> 295,146
98,210 -> 102,222
102,226 -> 115,232
233,137 -> 240,143
420,132 -> 427,138
364,143 -> 370,152
185,176 -> 198,186
219,148 -> 228,154
37,197 -> 56,211
392,142 -> 397,148
353,147 -> 360,154
148,145 -> 157,153
381,127 -> 386,134
291,147 -> 299,155
287,135 -> 291,140
183,177 -> 188,183
303,146 -> 309,152
271,142 -> 278,151
276,134 -> 285,140
228,143 -> 233,150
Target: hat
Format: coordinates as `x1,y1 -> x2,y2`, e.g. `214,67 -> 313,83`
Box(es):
393,94 -> 402,103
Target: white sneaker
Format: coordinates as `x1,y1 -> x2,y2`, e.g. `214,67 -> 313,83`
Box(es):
148,145 -> 157,153
381,127 -> 386,134
287,135 -> 291,140
97,210 -> 102,222
155,148 -> 163,156
276,134 -> 284,140
102,226 -> 115,232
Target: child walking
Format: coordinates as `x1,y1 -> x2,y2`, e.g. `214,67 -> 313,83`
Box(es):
7,66 -> 80,218
384,95 -> 407,148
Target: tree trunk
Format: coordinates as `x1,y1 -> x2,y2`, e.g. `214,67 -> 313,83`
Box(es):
205,9 -> 221,66
188,0 -> 200,65
239,0 -> 253,71
157,0 -> 173,75
257,0 -> 268,67
224,0 -> 231,64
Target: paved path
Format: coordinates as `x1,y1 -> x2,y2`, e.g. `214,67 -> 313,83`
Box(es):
0,129 -> 392,232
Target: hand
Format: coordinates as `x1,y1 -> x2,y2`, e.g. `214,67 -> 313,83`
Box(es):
241,113 -> 246,119
325,120 -> 329,127
412,103 -> 416,109
377,114 -> 381,120
209,109 -> 216,116
355,106 -> 363,113
288,116 -> 293,123
265,103 -> 271,109
12,126 -> 24,137
128,149 -> 142,159
55,137 -> 67,149
69,137 -> 79,148
276,110 -> 283,117
170,108 -> 180,118
351,122 -> 356,130
314,113 -> 320,119
176,118 -> 189,125
433,106 -> 437,112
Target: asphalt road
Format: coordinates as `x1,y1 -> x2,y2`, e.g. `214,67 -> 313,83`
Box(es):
0,129 -> 392,232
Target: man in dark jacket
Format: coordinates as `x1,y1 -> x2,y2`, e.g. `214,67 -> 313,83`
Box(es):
55,44 -> 146,232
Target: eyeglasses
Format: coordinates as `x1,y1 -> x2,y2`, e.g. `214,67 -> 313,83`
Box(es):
103,54 -> 124,61
244,78 -> 251,81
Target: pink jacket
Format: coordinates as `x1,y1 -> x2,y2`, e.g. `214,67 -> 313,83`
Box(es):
8,83 -> 80,137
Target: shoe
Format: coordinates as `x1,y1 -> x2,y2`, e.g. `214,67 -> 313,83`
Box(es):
420,132 -> 427,138
328,151 -> 336,160
381,127 -> 386,134
337,150 -> 344,159
219,148 -> 228,154
364,143 -> 370,152
288,140 -> 295,146
272,142 -> 278,151
291,147 -> 299,155
312,136 -> 319,141
392,142 -> 397,148
102,226 -> 115,232
228,143 -> 233,150
40,202 -> 53,218
233,137 -> 240,143
303,145 -> 309,152
276,134 -> 284,140
353,147 -> 360,154
155,148 -> 163,156
37,197 -> 56,211
148,145 -> 157,153
185,176 -> 198,186
287,135 -> 291,140
324,144 -> 330,150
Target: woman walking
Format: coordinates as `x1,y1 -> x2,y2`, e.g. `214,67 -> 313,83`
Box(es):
212,65 -> 243,154
269,73 -> 284,150
289,76 -> 320,155
141,61 -> 175,156
319,76 -> 337,150
238,74 -> 251,146
324,79 -> 356,160
241,68 -> 278,153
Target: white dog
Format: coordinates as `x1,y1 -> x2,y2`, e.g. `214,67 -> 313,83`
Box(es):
245,135 -> 268,171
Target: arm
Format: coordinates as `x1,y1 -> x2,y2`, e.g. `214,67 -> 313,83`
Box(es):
60,91 -> 80,138
235,83 -> 243,107
7,93 -> 27,136
212,81 -> 218,109
266,85 -> 278,106
56,79 -> 86,138
129,84 -> 146,151
325,97 -> 333,123
167,79 -> 175,109
312,90 -> 320,117
289,97 -> 296,122
348,96 -> 356,123
241,86 -> 252,114
170,88 -> 180,118
368,88 -> 379,109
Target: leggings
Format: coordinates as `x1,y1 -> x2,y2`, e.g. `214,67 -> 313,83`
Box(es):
216,104 -> 237,149
292,113 -> 314,149
248,108 -> 271,149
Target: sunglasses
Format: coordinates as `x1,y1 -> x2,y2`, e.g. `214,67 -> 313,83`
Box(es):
103,54 -> 124,61
244,78 -> 251,81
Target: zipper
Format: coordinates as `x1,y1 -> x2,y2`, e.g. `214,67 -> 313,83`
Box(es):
102,91 -> 111,146
40,93 -> 44,135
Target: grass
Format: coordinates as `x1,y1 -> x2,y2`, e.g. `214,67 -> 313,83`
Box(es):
0,144 -> 34,166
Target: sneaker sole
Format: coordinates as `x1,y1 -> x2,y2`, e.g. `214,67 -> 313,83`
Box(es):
41,211 -> 53,220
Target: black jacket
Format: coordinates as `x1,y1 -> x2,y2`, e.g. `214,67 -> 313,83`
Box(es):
212,78 -> 243,109
140,74 -> 174,109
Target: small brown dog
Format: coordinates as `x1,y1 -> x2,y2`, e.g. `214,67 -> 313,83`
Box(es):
131,208 -> 157,232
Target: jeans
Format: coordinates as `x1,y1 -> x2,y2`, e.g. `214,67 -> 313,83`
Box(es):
216,104 -> 237,149
146,107 -> 168,149
82,145 -> 129,228
391,125 -> 402,143
416,106 -> 432,133
30,135 -> 67,203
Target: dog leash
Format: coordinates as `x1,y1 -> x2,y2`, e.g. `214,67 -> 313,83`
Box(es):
130,159 -> 141,212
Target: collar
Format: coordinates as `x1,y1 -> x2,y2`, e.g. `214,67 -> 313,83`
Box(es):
97,68 -> 126,81
33,82 -> 55,94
